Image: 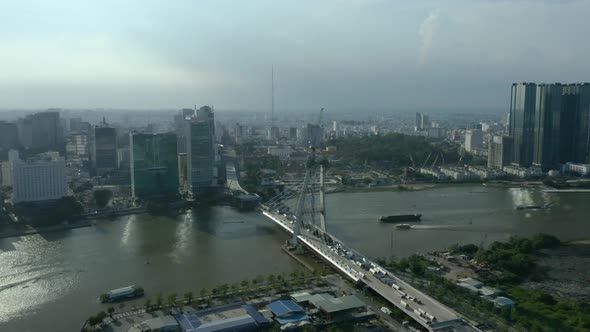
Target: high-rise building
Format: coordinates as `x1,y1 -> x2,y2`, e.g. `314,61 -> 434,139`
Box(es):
93,125 -> 118,175
186,107 -> 215,195
30,110 -> 63,150
178,153 -> 188,193
0,121 -> 19,150
304,123 -> 323,147
533,84 -> 563,167
464,129 -> 483,152
17,117 -> 33,148
488,136 -> 513,169
65,134 -> 89,161
414,112 -> 431,131
560,83 -> 590,164
12,152 -> 67,203
510,82 -> 590,167
289,127 -> 298,140
174,108 -> 195,154
130,132 -> 179,199
510,83 -> 537,167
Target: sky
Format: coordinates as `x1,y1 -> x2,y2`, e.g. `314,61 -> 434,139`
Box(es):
0,0 -> 589,112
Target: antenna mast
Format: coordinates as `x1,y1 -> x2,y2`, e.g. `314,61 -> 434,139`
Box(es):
271,66 -> 275,129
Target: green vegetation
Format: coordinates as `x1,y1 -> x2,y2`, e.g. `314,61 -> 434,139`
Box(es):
382,234 -> 589,331
86,310 -> 107,327
329,134 -> 464,167
93,189 -> 112,208
13,197 -> 83,227
474,233 -> 561,283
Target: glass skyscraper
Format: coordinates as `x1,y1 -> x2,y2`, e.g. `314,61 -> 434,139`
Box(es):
510,82 -> 590,168
186,106 -> 215,195
130,132 -> 179,199
510,83 -> 537,167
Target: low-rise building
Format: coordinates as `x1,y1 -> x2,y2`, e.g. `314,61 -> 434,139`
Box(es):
12,152 -> 67,203
503,164 -> 543,178
439,167 -> 480,182
561,162 -> 590,176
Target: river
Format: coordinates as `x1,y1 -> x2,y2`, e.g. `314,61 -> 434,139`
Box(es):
1,185 -> 589,331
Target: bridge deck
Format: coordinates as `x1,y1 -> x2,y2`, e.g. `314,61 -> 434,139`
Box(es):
262,210 -> 480,332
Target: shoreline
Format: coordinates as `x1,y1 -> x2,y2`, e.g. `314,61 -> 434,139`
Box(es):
0,220 -> 94,239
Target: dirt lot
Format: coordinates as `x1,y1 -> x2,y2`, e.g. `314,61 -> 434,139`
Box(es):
522,241 -> 590,302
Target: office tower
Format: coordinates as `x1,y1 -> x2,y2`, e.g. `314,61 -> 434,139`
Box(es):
560,83 -> 590,164
174,108 -> 195,154
30,110 -> 63,150
422,114 -> 431,130
17,117 -> 33,148
488,136 -> 513,169
178,153 -> 188,193
0,121 -> 19,150
510,83 -> 537,167
289,127 -> 297,140
65,134 -> 90,161
464,129 -> 483,152
267,126 -> 279,140
415,112 -> 422,131
69,118 -> 92,133
533,84 -> 563,167
12,152 -> 66,203
186,107 -> 215,195
130,133 -> 179,199
93,125 -> 118,175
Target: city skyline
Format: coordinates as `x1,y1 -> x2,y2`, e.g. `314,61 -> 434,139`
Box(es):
1,1 -> 590,111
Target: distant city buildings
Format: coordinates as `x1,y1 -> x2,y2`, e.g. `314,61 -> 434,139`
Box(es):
11,151 -> 67,203
464,129 -> 483,153
487,136 -> 513,169
0,121 -> 19,151
92,124 -> 118,175
414,112 -> 431,131
130,132 -> 179,199
30,110 -> 64,150
509,82 -> 590,168
65,134 -> 90,161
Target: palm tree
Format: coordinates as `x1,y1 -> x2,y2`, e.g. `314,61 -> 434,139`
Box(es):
199,288 -> 207,299
240,279 -> 249,290
184,291 -> 193,305
144,299 -> 152,311
107,306 -> 115,318
267,274 -> 276,286
167,293 -> 177,308
156,293 -> 164,308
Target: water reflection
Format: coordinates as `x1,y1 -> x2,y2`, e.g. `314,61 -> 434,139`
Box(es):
170,211 -> 194,264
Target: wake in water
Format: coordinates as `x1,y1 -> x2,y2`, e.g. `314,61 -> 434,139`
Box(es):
410,224 -> 512,233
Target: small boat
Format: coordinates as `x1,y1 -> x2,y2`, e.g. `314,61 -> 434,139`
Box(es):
379,214 -> 422,223
395,224 -> 411,230
515,204 -> 551,210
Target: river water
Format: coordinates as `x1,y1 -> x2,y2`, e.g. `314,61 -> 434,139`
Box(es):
1,185 -> 589,331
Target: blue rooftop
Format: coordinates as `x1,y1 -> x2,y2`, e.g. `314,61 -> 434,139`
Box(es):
268,300 -> 305,318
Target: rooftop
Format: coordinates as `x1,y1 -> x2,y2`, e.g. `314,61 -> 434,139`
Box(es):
268,299 -> 305,318
311,294 -> 366,314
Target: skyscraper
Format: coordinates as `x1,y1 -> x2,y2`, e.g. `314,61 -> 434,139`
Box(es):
488,136 -> 513,169
533,84 -> 562,167
186,107 -> 215,195
93,125 -> 118,175
130,132 -> 179,199
0,121 -> 19,150
30,111 -> 63,150
174,108 -> 195,154
510,83 -> 537,167
560,83 -> 590,164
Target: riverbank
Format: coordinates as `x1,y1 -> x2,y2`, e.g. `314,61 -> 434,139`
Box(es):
0,220 -> 93,239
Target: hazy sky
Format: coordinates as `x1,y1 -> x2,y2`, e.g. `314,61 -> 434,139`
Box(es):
1,0 -> 589,112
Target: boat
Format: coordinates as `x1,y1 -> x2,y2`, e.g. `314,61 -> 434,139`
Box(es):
395,224 -> 411,230
515,204 -> 550,210
379,214 -> 422,223
100,285 -> 144,303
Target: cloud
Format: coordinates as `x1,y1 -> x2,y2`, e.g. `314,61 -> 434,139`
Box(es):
418,9 -> 440,66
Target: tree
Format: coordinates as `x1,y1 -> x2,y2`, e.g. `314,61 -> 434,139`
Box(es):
144,299 -> 152,311
184,291 -> 193,304
240,279 -> 249,289
93,189 -> 113,208
267,274 -> 276,285
107,306 -> 115,318
156,293 -> 164,308
167,293 -> 177,307
199,288 -> 207,299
